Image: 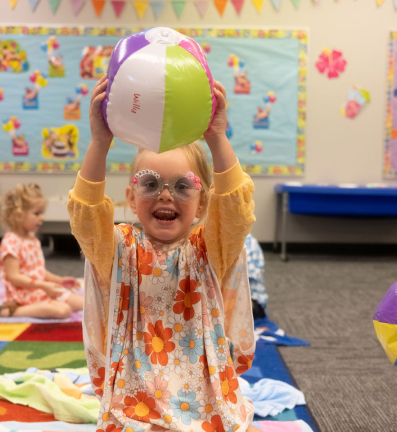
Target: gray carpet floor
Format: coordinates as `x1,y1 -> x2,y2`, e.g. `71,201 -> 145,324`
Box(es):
265,252 -> 397,432
45,249 -> 397,432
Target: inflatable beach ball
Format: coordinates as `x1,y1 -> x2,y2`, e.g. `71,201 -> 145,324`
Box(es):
102,27 -> 217,153
373,282 -> 397,365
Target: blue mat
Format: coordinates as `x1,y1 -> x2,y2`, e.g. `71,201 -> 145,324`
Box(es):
255,317 -> 310,347
242,344 -> 320,431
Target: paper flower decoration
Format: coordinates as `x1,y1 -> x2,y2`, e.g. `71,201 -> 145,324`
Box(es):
316,49 -> 347,79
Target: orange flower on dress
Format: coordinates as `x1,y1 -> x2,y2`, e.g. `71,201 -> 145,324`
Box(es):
97,425 -> 123,432
202,414 -> 225,432
123,391 -> 161,422
189,227 -> 208,264
144,320 -> 175,366
173,276 -> 201,321
116,225 -> 133,247
92,367 -> 106,397
137,244 -> 153,285
236,354 -> 254,375
117,282 -> 131,324
219,366 -> 239,404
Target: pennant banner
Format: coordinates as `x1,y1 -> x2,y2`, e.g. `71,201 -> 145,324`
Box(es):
111,0 -> 125,16
91,0 -> 105,16
270,0 -> 281,10
251,0 -> 263,13
194,0 -> 208,17
214,0 -> 227,15
290,0 -> 300,8
9,0 -> 19,8
134,0 -> 148,18
28,0 -> 41,11
376,0 -> 385,5
47,0 -> 62,13
70,0 -> 85,15
150,0 -> 164,18
172,0 -> 185,18
231,0 -> 244,14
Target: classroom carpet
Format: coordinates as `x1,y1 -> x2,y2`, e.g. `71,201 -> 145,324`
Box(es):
0,321 -> 319,430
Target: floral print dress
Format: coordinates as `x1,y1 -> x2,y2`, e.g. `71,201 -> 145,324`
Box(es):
84,224 -> 256,432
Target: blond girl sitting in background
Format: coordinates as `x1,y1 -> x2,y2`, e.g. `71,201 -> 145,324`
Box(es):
0,183 -> 83,318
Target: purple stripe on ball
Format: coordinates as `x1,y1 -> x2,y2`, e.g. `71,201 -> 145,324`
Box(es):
102,30 -> 151,125
374,282 -> 397,324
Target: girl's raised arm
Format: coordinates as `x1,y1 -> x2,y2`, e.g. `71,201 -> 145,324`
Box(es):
80,76 -> 113,182
68,76 -> 115,285
203,81 -> 256,284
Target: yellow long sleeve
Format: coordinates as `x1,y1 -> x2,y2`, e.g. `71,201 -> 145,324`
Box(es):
67,161 -> 255,286
204,161 -> 256,284
67,172 -> 115,285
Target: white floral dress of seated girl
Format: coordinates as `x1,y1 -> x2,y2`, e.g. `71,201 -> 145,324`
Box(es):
84,224 -> 256,432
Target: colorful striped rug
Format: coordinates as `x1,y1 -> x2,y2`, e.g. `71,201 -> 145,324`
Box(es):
0,322 -> 320,430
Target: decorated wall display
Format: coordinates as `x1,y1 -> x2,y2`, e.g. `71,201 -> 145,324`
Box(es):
384,31 -> 397,178
0,27 -> 307,176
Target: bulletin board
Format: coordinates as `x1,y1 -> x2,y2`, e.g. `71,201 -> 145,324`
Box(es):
384,31 -> 397,179
0,27 -> 307,175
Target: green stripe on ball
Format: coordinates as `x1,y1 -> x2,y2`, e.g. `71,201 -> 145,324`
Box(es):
159,45 -> 212,153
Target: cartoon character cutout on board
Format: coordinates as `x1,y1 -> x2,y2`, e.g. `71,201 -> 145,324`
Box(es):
42,125 -> 79,159
201,43 -> 211,55
64,84 -> 89,120
80,46 -> 114,79
227,54 -> 250,94
2,117 -> 29,156
22,70 -> 48,109
250,141 -> 263,155
41,37 -> 65,77
253,92 -> 277,129
0,40 -> 29,73
341,86 -> 370,120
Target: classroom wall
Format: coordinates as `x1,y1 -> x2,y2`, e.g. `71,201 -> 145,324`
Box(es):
1,0 -> 397,243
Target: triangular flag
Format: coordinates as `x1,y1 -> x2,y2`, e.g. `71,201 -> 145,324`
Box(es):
269,0 -> 281,10
133,0 -> 148,18
91,0 -> 105,16
376,0 -> 384,5
231,0 -> 244,14
150,0 -> 164,19
28,0 -> 41,11
172,0 -> 185,18
111,0 -> 126,16
251,0 -> 263,13
70,0 -> 85,15
290,0 -> 300,8
194,0 -> 208,17
214,0 -> 227,15
47,0 -> 62,14
9,0 -> 19,9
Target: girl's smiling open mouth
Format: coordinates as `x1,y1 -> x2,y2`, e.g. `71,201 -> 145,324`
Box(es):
153,209 -> 179,224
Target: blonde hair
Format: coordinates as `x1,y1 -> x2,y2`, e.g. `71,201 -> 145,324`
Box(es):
1,183 -> 46,231
129,141 -> 212,228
